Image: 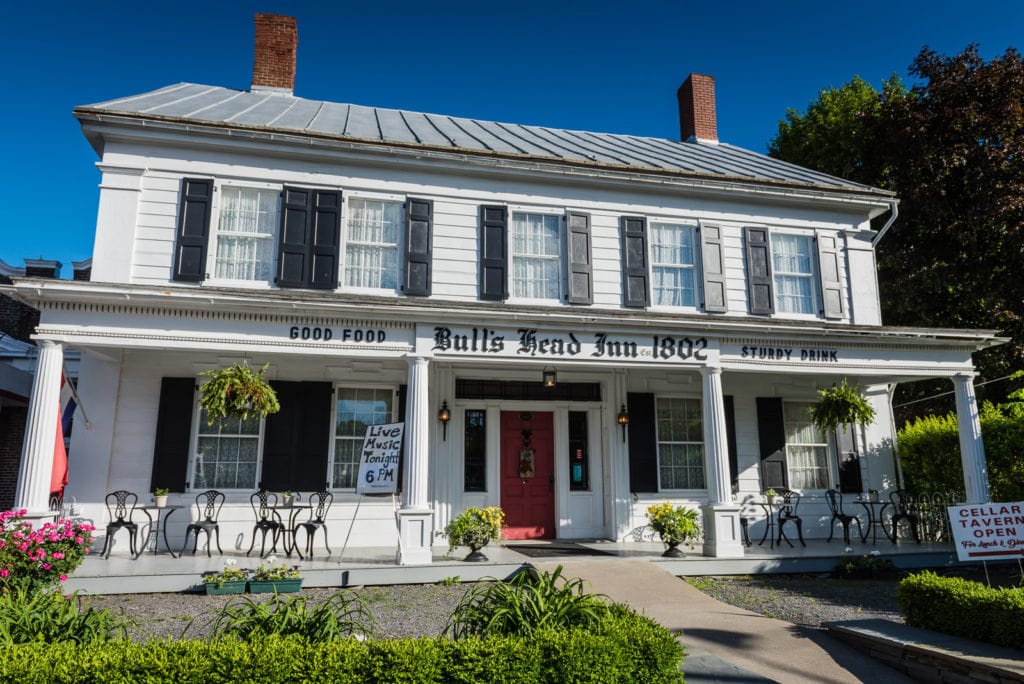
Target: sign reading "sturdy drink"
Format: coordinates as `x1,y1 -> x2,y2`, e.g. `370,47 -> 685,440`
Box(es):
430,327 -> 710,362
947,502 -> 1024,561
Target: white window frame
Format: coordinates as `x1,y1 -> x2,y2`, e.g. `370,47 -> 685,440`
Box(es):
341,194 -> 405,294
770,230 -> 819,316
648,220 -> 701,309
204,180 -> 281,289
508,209 -> 564,303
782,401 -> 833,490
328,384 -> 398,491
186,402 -> 266,492
654,395 -> 706,491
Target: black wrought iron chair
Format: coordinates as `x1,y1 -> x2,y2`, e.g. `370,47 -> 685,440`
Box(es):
776,490 -> 806,547
886,489 -> 921,544
825,489 -> 863,544
246,490 -> 284,557
181,489 -> 225,557
295,490 -> 333,559
101,490 -> 140,559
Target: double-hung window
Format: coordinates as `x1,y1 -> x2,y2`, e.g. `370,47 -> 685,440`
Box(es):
344,198 -> 402,290
650,222 -> 698,307
655,397 -> 705,489
331,387 -> 395,489
192,411 -> 262,490
511,212 -> 562,300
783,402 -> 830,489
770,233 -> 816,314
213,186 -> 278,282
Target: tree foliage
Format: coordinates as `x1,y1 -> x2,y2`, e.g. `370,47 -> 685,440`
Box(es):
770,45 -> 1024,420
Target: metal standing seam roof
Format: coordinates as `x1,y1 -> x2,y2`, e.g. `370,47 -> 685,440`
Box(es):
77,83 -> 888,195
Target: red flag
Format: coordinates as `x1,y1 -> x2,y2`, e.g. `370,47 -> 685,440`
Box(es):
50,374 -> 72,495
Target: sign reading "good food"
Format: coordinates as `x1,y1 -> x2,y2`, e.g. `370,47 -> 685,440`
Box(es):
947,502 -> 1024,561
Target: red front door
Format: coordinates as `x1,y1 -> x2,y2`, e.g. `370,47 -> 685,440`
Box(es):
500,411 -> 555,540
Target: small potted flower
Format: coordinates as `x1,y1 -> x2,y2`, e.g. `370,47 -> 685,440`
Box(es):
281,491 -> 296,507
202,558 -> 248,595
646,502 -> 701,557
249,555 -> 302,593
445,506 -> 504,562
764,489 -> 780,505
153,488 -> 170,508
867,489 -> 880,503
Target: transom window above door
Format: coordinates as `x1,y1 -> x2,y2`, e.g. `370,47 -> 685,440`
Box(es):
511,212 -> 562,300
650,222 -> 698,307
344,198 -> 402,290
213,186 -> 278,281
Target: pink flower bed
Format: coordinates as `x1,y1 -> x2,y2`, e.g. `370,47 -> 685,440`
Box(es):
0,509 -> 94,593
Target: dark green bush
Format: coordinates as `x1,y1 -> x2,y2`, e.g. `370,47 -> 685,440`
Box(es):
0,588 -> 130,645
897,571 -> 1024,649
897,402 -> 1024,501
0,618 -> 685,683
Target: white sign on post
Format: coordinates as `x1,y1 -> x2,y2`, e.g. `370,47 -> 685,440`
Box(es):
355,422 -> 404,495
947,502 -> 1024,561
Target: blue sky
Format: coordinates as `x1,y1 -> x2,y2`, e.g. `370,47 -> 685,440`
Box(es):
2,1 -> 1021,273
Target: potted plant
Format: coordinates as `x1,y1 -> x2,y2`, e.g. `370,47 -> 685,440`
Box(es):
153,488 -> 170,508
202,558 -> 248,595
281,491 -> 296,507
867,489 -> 880,503
249,556 -> 302,593
198,362 -> 280,424
445,506 -> 504,562
645,502 -> 701,557
764,488 -> 780,504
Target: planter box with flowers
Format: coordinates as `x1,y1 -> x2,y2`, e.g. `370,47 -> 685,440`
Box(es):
646,502 -> 701,557
202,558 -> 249,595
444,506 -> 504,562
248,556 -> 302,593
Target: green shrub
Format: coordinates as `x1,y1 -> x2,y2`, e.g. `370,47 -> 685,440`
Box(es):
0,588 -> 130,645
195,590 -> 373,641
0,626 -> 685,683
897,571 -> 1024,649
897,402 -> 1024,501
447,565 -> 613,638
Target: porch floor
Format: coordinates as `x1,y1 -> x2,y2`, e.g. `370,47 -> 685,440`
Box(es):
66,539 -> 965,594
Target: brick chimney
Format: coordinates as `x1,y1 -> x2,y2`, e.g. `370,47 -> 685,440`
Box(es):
677,73 -> 718,143
251,13 -> 297,94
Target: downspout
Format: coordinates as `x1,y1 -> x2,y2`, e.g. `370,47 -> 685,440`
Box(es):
871,200 -> 899,247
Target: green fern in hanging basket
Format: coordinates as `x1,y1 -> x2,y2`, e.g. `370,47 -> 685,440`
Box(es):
810,378 -> 875,432
198,363 -> 280,425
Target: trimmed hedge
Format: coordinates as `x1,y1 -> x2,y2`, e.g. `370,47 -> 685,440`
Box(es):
897,571 -> 1024,649
0,611 -> 684,683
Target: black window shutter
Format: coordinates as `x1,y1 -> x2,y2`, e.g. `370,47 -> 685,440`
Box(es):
724,395 -> 738,492
277,187 -> 311,288
396,384 -> 407,494
403,198 -> 433,296
700,223 -> 728,313
150,377 -> 195,493
835,425 -> 862,493
479,205 -> 508,301
172,178 -> 213,282
309,191 -> 342,290
627,392 -> 658,493
756,397 -> 787,490
816,232 -> 844,319
620,216 -> 650,308
565,211 -> 593,305
262,381 -> 332,491
744,227 -> 774,315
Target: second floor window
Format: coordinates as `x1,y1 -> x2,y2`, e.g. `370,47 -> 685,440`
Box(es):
344,198 -> 402,290
650,222 -> 697,307
511,212 -> 561,300
771,234 -> 816,314
214,187 -> 277,281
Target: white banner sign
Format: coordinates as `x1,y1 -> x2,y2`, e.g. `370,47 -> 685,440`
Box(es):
355,422 -> 404,495
947,502 -> 1024,561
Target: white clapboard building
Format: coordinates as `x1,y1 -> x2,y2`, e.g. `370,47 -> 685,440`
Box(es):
6,15 -> 1001,563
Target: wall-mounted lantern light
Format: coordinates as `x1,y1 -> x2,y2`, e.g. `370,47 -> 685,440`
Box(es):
542,367 -> 557,388
438,400 -> 451,440
616,403 -> 630,442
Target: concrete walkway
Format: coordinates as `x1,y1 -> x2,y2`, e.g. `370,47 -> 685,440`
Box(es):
532,559 -> 913,684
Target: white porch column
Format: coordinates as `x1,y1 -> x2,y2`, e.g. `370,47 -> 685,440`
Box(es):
699,365 -> 744,558
397,355 -> 433,565
14,339 -> 64,515
952,373 -> 991,504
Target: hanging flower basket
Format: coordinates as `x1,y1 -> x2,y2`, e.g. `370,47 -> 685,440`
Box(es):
810,379 -> 875,433
198,362 -> 280,424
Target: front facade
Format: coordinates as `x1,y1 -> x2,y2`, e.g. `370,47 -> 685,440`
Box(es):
6,16 -> 1000,563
